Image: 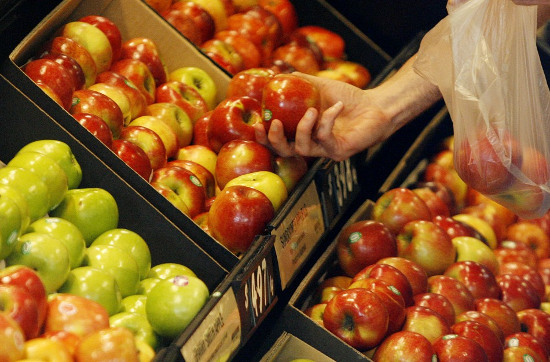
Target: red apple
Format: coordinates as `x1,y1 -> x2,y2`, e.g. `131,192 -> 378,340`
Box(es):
312,276 -> 352,304
503,346 -> 546,361
242,6 -> 283,58
147,102 -> 194,150
423,160 -> 468,211
537,258 -> 550,286
303,303 -> 326,327
227,67 -> 276,102
110,58 -> 156,105
73,112 -> 114,148
169,1 -> 215,44
215,30 -> 262,70
119,125 -> 167,170
70,89 -> 124,138
226,12 -> 276,66
475,297 -> 521,337
518,209 -> 550,239
461,202 -> 511,245
295,25 -> 345,60
270,43 -> 322,75
506,221 -> 550,261
451,320 -> 504,362
336,219 -> 397,277
111,139 -> 153,181
427,275 -> 476,317
192,110 -> 214,149
120,37 -> 167,87
432,334 -> 489,362
129,115 -> 179,159
88,82 -> 133,126
322,59 -> 372,89
373,330 -> 436,361
516,308 -> 550,354
0,312 -> 25,361
505,332 -> 548,362
162,8 -> 203,46
401,305 -> 452,343
95,70 -> 148,121
0,284 -> 39,340
79,15 -> 122,62
151,181 -> 190,216
208,185 -> 274,253
208,96 -> 263,152
353,263 -> 414,307
155,80 -> 208,122
412,185 -> 451,218
23,58 -> 75,110
413,292 -> 456,326
455,310 -> 505,344
376,256 -> 428,296
444,260 -> 501,300
322,288 -> 389,350
433,215 -> 488,244
494,240 -> 538,269
40,53 -> 85,91
166,159 -> 215,198
499,262 -> 546,300
273,154 -> 308,193
41,330 -> 82,356
201,38 -> 245,75
496,273 -> 541,312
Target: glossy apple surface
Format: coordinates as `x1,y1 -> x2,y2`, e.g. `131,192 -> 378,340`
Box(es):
376,256 -> 428,297
111,139 -> 154,181
0,166 -> 49,222
373,330 -> 436,362
23,58 -> 75,110
169,66 -> 217,111
70,89 -> 124,138
79,15 -> 122,62
401,305 -> 452,343
111,58 -> 156,105
73,112 -> 114,148
224,170 -> 288,213
120,37 -> 167,86
444,260 -> 500,300
119,125 -> 167,171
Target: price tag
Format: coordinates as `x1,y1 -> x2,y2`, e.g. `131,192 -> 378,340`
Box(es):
271,181 -> 325,290
180,289 -> 242,362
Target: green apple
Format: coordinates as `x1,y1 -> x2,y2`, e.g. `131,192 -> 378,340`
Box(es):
6,232 -> 70,294
50,188 -> 119,246
109,311 -> 160,350
168,67 -> 217,110
451,236 -> 500,276
58,266 -> 122,316
0,184 -> 30,234
120,294 -> 147,315
82,244 -> 140,298
0,194 -> 23,260
147,262 -> 197,280
146,275 -> 209,339
224,170 -> 288,212
26,217 -> 86,269
7,151 -> 68,210
0,166 -> 50,222
137,277 -> 162,296
90,228 -> 151,280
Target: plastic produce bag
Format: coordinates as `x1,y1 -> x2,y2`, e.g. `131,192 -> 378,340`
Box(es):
414,0 -> 550,219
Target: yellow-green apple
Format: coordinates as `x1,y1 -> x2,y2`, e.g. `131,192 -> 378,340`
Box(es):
376,256 -> 428,296
156,81 -> 209,125
451,236 -> 499,276
432,334 -> 489,361
192,110 -> 214,149
111,139 -> 154,181
74,327 -> 139,361
109,311 -> 160,350
17,139 -> 82,190
322,288 -> 389,350
506,221 -> 550,260
0,184 -> 29,238
401,305 -> 452,343
303,303 -> 326,327
137,277 -> 162,296
516,308 -> 550,354
186,0 -> 228,33
167,159 -> 215,198
79,15 -> 122,62
169,1 -> 215,44
151,181 -> 191,216
119,125 -> 167,171
224,170 -> 288,212
129,115 -> 180,159
82,244 -> 140,298
348,277 -> 406,334
111,58 -> 156,105
227,67 -> 276,102
373,330 -> 436,362
23,337 -> 73,362
496,274 -> 541,312
372,187 -> 432,235
88,82 -> 132,126
427,275 -> 475,318
322,60 -> 372,89
295,25 -> 345,61
396,220 -> 456,277
505,332 -> 548,361
261,73 -> 321,140
175,144 -> 217,178
148,262 -> 197,280
23,58 -> 75,110
50,188 -> 119,246
27,217 -> 86,269
146,274 -> 209,339
215,139 -> 274,189
44,36 -> 97,88
73,112 -> 114,148
57,21 -> 113,73
208,185 -> 274,253
475,297 -> 521,337
40,52 -> 85,92
6,232 -> 70,294
96,70 -> 148,121
0,166 -> 49,222
0,284 -> 39,339
0,191 -> 23,260
444,260 -> 500,300
121,37 -> 168,87
455,310 -> 505,344
274,155 -> 308,193
0,312 -> 25,361
161,6 -> 203,46
70,88 -> 124,138
58,266 -> 122,316
0,265 -> 47,330
336,219 -> 397,277
151,165 -> 206,217
91,228 -> 151,281
8,150 -> 68,210
452,213 -> 498,250
168,66 -> 217,110
208,96 -> 263,152
148,102 -> 194,149
494,240 -> 538,269
413,292 -> 456,326
215,30 -> 262,69
40,330 -> 82,357
120,294 -> 147,315
202,38 -> 245,75
499,262 -> 546,300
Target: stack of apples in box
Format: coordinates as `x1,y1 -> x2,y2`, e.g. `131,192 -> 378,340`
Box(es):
303,136 -> 550,361
0,140 -> 210,361
151,0 -> 372,88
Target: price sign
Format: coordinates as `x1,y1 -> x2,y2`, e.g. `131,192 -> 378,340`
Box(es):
180,289 -> 242,362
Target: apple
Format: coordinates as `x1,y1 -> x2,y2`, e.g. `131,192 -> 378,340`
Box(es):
17,139 -> 82,190
129,115 -> 179,159
175,144 -> 217,178
412,185 -> 451,218
273,154 -> 308,193
40,330 -> 82,356
50,188 -> 119,246
163,8 -> 203,45
6,232 -> 70,294
227,67 -> 276,102
0,184 -> 29,234
148,262 -> 197,280
311,275 -> 352,304
475,297 -> 521,337
499,262 -> 546,300
258,0 -> 298,42
137,277 -> 163,296
494,240 -> 538,269
151,165 -> 206,218
461,202 -> 512,246
74,327 -> 139,361
0,190 -> 23,260
506,221 -> 550,260
119,125 -> 167,171
34,82 -> 65,108
496,274 -> 541,312
451,236 -> 500,276
111,139 -> 154,181
316,68 -> 355,84
244,5 -> 283,47
0,166 -> 49,222
144,0 -> 172,13
120,294 -> 147,315
40,52 -> 85,92
57,21 -> 113,74
503,345 -> 545,361
148,102 -> 194,150
396,220 -> 456,277
336,219 -> 397,277
70,88 -> 124,138
455,310 -> 505,344
121,37 -> 168,87
96,70 -> 149,121
413,292 -> 456,326
168,66 -> 218,110
88,82 -> 133,126
146,274 -> 210,339
155,80 -> 209,123
373,330 -> 436,362
27,217 -> 86,269
322,59 -> 372,89
79,15 -> 122,62
452,213 -> 498,250
166,159 -> 215,198
186,0 -> 228,33
444,260 -> 500,300
215,30 -> 262,70
202,38 -> 245,75
151,181 -> 191,216
23,337 -> 73,362
224,12 -> 271,64
224,170 -> 288,212
208,185 -> 274,253
109,311 -> 160,350
538,258 -> 550,285
427,275 -> 476,318
432,215 -> 487,244
401,305 -> 452,343
270,42 -> 323,75
192,110 -> 214,149
505,332 -> 548,361
0,312 -> 24,361
353,263 -> 414,307
169,1 -> 215,44
91,228 -> 152,281
295,25 -> 345,61
451,320 -> 503,362
0,284 -> 39,340
376,257 -> 428,297
111,58 -> 156,105
433,334 -> 489,362
372,187 -> 432,235
303,303 -> 326,326
261,73 -> 321,140
73,112 -> 114,148
23,57 -> 75,110
516,308 -> 550,354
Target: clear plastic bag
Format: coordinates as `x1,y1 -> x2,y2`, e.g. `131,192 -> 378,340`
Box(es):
414,0 -> 550,218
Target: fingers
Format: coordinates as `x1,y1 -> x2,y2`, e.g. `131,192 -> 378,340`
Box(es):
254,119 -> 296,157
